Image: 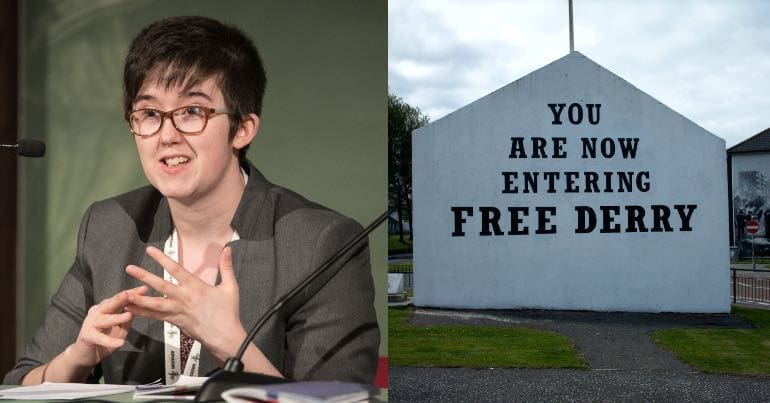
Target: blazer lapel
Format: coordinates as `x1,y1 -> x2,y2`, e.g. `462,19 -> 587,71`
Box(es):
143,197 -> 171,296
134,198 -> 173,372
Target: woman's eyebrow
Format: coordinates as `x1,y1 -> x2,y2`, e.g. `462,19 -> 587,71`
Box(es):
132,91 -> 213,105
181,90 -> 213,102
133,94 -> 157,103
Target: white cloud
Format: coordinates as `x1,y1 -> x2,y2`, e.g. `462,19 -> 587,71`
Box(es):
389,0 -> 770,147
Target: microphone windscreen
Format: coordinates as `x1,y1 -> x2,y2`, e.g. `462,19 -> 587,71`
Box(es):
16,139 -> 46,157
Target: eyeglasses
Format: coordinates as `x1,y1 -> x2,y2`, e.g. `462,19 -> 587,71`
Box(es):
125,105 -> 233,137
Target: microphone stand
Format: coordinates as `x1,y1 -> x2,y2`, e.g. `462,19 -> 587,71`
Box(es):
195,211 -> 387,402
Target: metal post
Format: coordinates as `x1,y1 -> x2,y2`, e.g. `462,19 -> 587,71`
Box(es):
732,269 -> 736,304
752,233 -> 756,270
569,0 -> 575,53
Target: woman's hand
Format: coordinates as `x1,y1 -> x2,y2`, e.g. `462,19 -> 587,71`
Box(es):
124,246 -> 244,360
124,246 -> 282,377
70,286 -> 148,368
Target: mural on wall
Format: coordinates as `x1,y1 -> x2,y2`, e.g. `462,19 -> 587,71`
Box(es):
734,170 -> 770,256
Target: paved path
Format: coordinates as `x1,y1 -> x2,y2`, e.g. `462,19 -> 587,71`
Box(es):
390,308 -> 770,402
390,368 -> 770,402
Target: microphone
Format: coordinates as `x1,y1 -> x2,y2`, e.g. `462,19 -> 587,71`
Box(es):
195,211 -> 388,402
0,139 -> 46,157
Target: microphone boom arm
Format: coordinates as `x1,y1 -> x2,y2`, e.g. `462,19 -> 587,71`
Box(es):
225,210 -> 388,371
195,211 -> 388,402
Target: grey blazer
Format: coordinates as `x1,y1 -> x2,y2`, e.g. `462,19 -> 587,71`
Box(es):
4,161 -> 379,385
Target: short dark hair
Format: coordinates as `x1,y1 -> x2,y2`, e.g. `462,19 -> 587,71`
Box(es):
123,16 -> 266,163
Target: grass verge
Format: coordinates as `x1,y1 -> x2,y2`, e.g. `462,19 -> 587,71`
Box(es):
652,306 -> 770,376
388,235 -> 412,254
389,307 -> 586,368
732,259 -> 770,268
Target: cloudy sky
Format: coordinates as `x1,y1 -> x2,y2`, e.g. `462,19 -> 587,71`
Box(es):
389,0 -> 769,147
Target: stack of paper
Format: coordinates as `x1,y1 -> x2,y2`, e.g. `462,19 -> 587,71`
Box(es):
0,382 -> 135,400
133,375 -> 208,400
221,381 -> 371,403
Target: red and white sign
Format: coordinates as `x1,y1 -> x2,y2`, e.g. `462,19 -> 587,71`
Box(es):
747,220 -> 760,235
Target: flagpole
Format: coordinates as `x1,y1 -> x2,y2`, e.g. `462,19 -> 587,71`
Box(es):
569,0 -> 575,53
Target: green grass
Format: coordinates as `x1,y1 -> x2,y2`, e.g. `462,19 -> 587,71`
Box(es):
732,259 -> 770,268
389,307 -> 586,368
653,307 -> 770,376
388,235 -> 412,253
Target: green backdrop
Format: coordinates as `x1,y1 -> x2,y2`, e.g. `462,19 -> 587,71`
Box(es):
18,0 -> 387,357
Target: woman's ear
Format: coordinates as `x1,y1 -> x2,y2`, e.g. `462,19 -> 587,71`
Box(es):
233,113 -> 259,150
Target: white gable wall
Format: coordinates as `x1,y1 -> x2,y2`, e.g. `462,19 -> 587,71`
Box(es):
413,52 -> 729,313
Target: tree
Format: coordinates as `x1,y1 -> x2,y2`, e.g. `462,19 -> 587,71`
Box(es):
388,93 -> 429,242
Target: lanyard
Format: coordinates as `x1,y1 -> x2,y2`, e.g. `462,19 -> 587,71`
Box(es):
162,168 -> 247,384
162,229 -> 240,383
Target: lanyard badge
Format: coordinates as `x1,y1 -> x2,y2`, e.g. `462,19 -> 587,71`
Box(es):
162,229 -> 239,384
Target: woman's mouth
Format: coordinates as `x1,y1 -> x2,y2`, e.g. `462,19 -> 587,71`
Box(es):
163,156 -> 190,167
